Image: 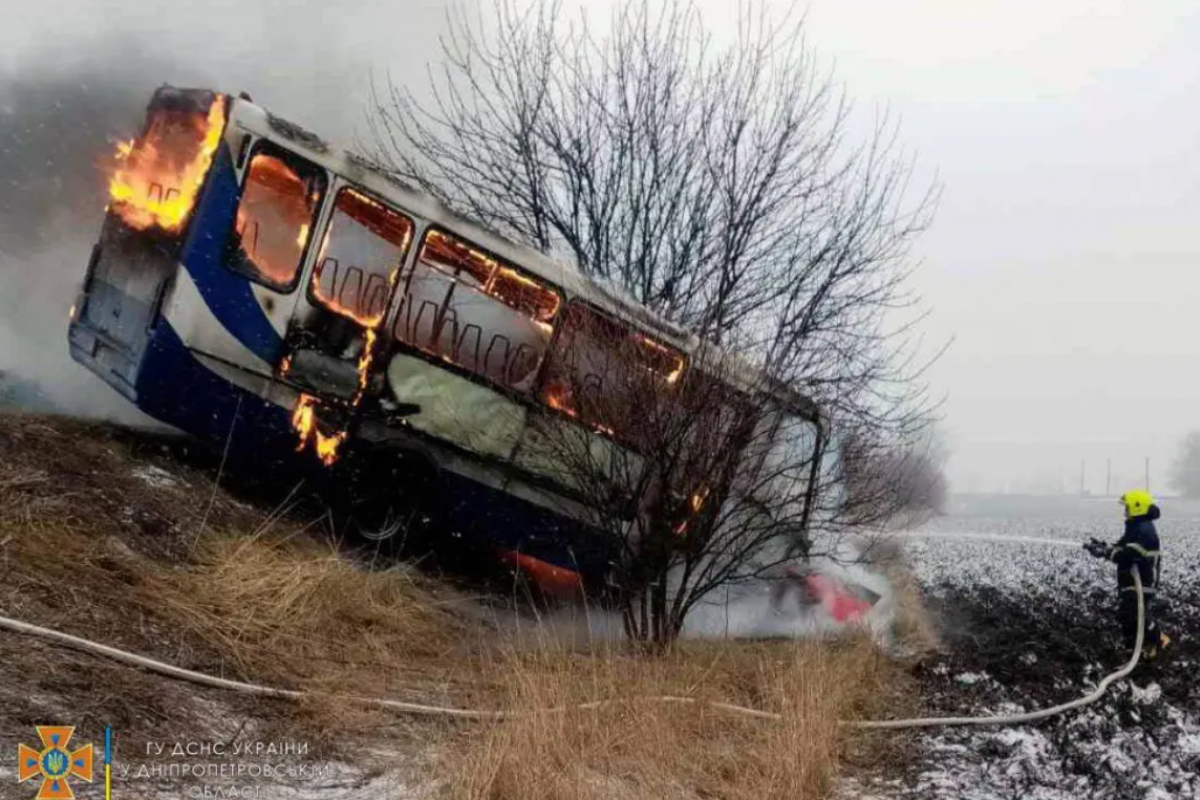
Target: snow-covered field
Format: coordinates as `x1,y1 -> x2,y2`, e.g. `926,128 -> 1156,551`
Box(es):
857,495 -> 1200,800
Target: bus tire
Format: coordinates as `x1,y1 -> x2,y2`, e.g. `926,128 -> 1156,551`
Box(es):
336,448 -> 445,558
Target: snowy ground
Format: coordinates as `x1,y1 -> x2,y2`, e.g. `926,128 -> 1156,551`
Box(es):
853,495 -> 1200,800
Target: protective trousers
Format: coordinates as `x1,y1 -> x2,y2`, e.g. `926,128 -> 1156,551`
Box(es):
1118,591 -> 1158,652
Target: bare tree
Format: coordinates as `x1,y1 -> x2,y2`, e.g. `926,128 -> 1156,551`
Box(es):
839,426 -> 949,526
515,314 -> 826,644
368,0 -> 938,643
1169,431 -> 1200,498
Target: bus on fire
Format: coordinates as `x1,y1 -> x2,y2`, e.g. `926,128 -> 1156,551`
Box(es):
67,86 -> 827,593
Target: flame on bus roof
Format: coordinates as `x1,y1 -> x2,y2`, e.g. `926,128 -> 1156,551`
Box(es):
108,95 -> 226,233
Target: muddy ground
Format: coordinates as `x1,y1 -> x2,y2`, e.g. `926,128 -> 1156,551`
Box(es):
850,498 -> 1200,800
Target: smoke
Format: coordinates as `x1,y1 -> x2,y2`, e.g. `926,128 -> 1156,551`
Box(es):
500,538 -> 899,647
0,1 -> 455,418
679,540 -> 897,642
0,41 -> 180,419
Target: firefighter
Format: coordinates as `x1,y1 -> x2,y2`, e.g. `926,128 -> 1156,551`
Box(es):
1084,489 -> 1171,660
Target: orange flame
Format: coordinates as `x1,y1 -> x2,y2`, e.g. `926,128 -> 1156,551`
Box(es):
291,393 -> 347,467
288,326 -> 381,466
546,385 -> 577,417
109,95 -> 227,232
675,488 -> 710,535
639,335 -> 686,384
311,275 -> 388,329
357,328 -> 378,394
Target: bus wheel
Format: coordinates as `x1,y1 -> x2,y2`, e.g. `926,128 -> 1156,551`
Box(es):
338,451 -> 443,558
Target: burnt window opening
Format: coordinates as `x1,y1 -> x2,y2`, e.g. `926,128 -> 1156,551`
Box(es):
226,146 -> 325,292
389,229 -> 561,391
541,302 -> 688,450
109,91 -> 226,235
308,188 -> 414,328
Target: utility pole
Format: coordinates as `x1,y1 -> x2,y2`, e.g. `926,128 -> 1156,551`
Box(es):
1106,459 -> 1112,497
1080,460 -> 1086,496
1145,457 -> 1151,492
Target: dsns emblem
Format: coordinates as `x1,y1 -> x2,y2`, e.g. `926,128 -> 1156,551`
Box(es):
17,726 -> 94,799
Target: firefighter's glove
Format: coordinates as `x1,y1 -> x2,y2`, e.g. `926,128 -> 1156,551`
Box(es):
1084,539 -> 1108,559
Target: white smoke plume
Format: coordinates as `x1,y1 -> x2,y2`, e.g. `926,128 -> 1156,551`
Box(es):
500,537 -> 900,646
0,45 -> 173,418
0,1 -> 454,417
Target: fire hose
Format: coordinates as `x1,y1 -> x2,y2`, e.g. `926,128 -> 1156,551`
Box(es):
0,572 -> 1145,730
854,569 -> 1146,730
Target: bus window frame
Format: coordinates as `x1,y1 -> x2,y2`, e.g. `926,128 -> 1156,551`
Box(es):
305,184 -> 417,326
411,226 -> 566,314
389,224 -> 567,392
224,139 -> 329,295
536,297 -> 690,450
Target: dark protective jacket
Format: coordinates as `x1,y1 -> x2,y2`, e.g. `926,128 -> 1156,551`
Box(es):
1106,504 -> 1162,596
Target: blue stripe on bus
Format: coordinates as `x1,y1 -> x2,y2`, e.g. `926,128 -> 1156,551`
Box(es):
443,476 -> 612,577
179,144 -> 284,365
138,321 -> 293,452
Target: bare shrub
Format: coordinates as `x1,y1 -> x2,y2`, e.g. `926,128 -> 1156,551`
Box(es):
840,431 -> 949,525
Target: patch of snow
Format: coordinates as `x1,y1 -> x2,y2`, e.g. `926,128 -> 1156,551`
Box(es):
1131,682 -> 1162,705
954,672 -> 987,685
132,464 -> 180,490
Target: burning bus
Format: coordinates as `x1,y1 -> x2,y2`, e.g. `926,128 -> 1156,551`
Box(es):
68,87 -> 830,593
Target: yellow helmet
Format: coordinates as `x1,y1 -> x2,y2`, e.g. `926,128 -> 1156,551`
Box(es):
1120,489 -> 1154,518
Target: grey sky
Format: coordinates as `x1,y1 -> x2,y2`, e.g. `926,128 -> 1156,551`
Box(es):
0,0 -> 452,137
2,0 -> 1196,493
795,0 -> 1200,494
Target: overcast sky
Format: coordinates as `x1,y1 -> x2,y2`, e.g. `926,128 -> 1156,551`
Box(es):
796,0 -> 1200,494
2,0 -> 1197,494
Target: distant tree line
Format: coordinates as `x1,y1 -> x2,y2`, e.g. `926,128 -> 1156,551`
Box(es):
1170,431 -> 1200,498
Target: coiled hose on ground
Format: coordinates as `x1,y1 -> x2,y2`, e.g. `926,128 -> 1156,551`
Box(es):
0,572 -> 1144,730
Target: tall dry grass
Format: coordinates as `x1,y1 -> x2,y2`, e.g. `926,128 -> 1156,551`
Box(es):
447,635 -> 901,800
145,532 -> 475,688
0,413 -> 484,731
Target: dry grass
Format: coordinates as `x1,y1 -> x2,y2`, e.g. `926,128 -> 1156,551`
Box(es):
885,562 -> 941,658
0,411 -> 485,743
144,531 -> 478,695
0,411 -> 924,797
446,635 -> 903,800
855,533 -> 941,660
